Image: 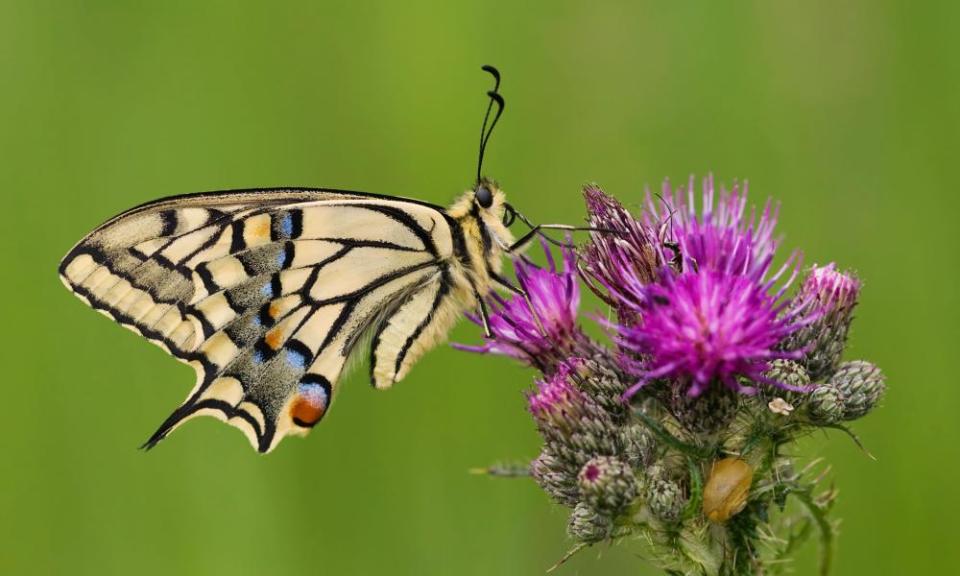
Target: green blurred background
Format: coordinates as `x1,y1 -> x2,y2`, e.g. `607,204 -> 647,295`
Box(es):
1,1 -> 957,574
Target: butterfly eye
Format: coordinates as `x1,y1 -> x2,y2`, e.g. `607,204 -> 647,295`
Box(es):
502,203 -> 517,227
475,186 -> 493,208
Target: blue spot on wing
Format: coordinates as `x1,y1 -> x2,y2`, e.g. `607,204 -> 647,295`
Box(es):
286,347 -> 307,370
253,349 -> 265,364
261,282 -> 273,297
298,381 -> 329,406
281,214 -> 294,237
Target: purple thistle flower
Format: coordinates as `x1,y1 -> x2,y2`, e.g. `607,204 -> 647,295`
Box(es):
605,175 -> 821,399
643,175 -> 780,282
454,240 -> 588,372
580,185 -> 661,320
619,270 -> 814,398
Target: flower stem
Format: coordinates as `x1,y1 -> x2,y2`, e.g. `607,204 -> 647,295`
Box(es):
793,489 -> 834,576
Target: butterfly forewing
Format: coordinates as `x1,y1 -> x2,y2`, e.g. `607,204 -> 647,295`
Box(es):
60,188 -> 464,452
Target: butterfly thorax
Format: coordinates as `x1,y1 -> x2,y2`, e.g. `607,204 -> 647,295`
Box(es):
444,184 -> 515,299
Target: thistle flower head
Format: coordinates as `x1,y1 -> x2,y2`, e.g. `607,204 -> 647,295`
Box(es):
610,177 -> 819,399
620,270 -> 813,398
580,185 -> 660,317
455,241 -> 585,372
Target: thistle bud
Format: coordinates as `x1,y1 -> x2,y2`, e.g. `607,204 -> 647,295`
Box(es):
531,448 -> 580,507
763,359 -> 811,403
829,360 -> 886,420
528,364 -> 591,436
807,385 -> 844,424
527,360 -> 625,477
573,356 -> 630,420
567,502 -> 614,543
807,360 -> 885,423
670,385 -> 739,435
577,456 -> 638,514
620,423 -> 656,469
788,264 -> 861,381
644,464 -> 687,523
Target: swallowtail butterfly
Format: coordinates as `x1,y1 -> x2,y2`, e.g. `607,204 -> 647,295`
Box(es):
59,66 -> 583,453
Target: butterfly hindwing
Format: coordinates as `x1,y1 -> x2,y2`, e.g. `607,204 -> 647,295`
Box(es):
369,270 -> 467,389
60,188 -> 461,452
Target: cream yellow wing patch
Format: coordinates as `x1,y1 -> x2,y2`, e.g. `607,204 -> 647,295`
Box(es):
369,275 -> 453,389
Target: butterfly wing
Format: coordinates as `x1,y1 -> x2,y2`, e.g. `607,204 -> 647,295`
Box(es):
60,188 -> 462,452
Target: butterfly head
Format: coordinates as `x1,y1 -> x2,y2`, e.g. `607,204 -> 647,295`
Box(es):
472,65 -> 509,226
455,67 -> 518,254
474,177 -> 519,229
448,177 -> 516,255
474,177 -> 514,221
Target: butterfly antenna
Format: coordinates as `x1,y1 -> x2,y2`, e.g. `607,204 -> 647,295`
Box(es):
477,65 -> 505,184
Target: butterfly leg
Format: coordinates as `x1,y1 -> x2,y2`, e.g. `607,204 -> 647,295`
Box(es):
507,224 -> 583,252
506,227 -> 542,253
474,287 -> 493,338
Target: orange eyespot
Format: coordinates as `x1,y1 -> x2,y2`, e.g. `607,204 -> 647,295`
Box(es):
291,378 -> 331,428
703,457 -> 754,523
291,396 -> 325,427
